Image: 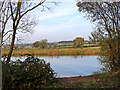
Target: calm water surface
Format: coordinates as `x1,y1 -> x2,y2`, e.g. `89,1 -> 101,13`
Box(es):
11,56 -> 102,78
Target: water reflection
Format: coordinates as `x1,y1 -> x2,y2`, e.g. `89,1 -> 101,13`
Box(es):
11,56 -> 102,78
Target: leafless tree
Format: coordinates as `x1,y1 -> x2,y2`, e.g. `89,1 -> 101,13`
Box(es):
0,0 -> 58,64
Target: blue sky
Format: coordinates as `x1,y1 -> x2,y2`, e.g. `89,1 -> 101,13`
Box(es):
22,0 -> 95,43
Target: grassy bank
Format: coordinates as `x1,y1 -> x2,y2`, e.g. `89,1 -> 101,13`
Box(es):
43,72 -> 120,88
2,47 -> 100,56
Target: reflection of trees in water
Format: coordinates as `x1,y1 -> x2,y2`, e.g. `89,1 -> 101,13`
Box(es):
73,55 -> 90,59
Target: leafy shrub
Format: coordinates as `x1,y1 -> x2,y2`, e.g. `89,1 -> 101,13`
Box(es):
2,56 -> 57,89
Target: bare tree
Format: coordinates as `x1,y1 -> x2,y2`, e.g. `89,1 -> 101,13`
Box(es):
0,1 -> 11,59
0,0 -> 58,64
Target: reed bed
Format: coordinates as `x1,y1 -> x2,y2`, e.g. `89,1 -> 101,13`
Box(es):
2,47 -> 100,56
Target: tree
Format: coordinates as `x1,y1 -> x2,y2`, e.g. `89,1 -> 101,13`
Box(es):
0,2 -> 11,62
77,2 -> 120,72
73,37 -> 84,48
32,41 -> 41,48
33,39 -> 48,49
0,0 -> 57,64
0,2 -> 10,44
40,39 -> 48,49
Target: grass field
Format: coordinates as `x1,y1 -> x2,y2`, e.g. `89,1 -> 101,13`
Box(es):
2,47 -> 100,56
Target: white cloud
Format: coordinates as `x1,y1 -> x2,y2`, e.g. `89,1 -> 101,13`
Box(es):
34,20 -> 92,34
62,14 -> 85,25
33,0 -> 78,21
22,0 -> 94,43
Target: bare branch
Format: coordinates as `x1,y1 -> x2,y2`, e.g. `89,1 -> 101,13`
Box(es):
21,0 -> 46,18
3,30 -> 13,37
3,34 -> 12,42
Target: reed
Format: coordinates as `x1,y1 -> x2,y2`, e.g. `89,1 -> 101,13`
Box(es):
2,47 -> 100,56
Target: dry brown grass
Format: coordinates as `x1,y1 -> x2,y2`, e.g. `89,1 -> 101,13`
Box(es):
2,47 -> 100,56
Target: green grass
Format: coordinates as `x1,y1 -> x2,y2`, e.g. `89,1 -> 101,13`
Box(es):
45,72 -> 120,88
77,48 -> 100,50
83,44 -> 99,47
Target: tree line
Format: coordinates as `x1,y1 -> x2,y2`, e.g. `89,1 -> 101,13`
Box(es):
32,37 -> 85,49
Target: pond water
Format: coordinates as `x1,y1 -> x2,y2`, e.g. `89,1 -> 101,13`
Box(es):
11,56 -> 102,78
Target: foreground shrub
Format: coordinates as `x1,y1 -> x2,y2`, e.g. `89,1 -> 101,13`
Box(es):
2,56 -> 57,89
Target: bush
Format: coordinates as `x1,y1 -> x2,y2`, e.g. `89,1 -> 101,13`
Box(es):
2,56 -> 57,89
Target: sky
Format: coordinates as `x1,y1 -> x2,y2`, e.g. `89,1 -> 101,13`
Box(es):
20,0 -> 95,43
